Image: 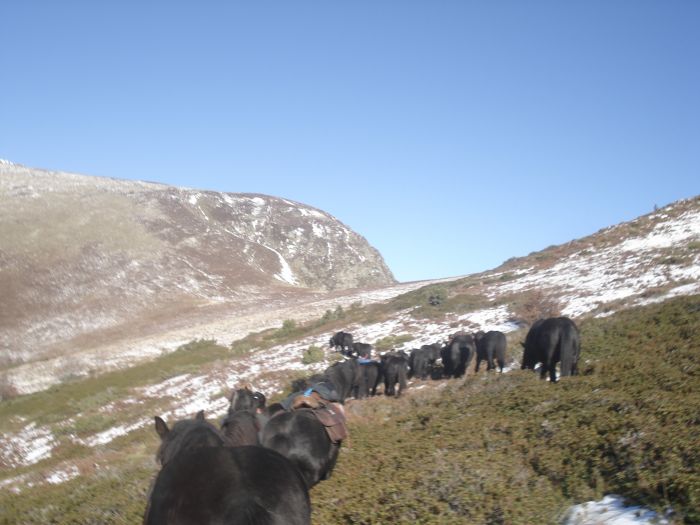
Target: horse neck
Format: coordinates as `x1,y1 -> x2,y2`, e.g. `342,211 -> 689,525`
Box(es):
159,422 -> 226,465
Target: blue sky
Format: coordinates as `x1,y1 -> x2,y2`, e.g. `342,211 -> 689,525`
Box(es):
2,2 -> 698,282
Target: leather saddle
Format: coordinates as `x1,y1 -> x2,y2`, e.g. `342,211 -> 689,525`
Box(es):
292,394 -> 348,443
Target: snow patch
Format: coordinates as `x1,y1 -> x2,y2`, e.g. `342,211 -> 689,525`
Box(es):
563,494 -> 670,524
46,465 -> 80,485
0,423 -> 55,468
274,251 -> 298,285
79,420 -> 148,447
311,222 -> 325,237
457,305 -> 519,332
490,208 -> 700,318
299,208 -> 325,218
620,210 -> 700,252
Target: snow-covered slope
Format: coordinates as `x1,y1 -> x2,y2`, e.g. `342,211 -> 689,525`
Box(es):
1,162 -> 395,391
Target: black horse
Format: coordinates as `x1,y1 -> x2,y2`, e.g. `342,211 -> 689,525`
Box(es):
409,344 -> 441,380
381,351 -> 409,396
154,410 -> 230,466
323,358 -> 360,402
261,407 -> 342,489
356,360 -> 382,398
227,387 -> 345,489
146,412 -> 310,524
521,316 -> 581,382
329,331 -> 354,355
475,331 -> 507,373
352,342 -> 373,358
222,386 -> 269,446
442,333 -> 475,378
228,386 -> 266,414
146,446 -> 310,525
221,411 -> 260,446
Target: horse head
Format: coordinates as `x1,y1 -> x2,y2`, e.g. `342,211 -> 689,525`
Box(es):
154,411 -> 227,466
229,385 -> 266,414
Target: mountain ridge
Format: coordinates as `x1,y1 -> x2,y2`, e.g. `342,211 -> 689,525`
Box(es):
0,162 -> 395,390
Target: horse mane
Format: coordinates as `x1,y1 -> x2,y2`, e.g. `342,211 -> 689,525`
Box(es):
221,411 -> 260,446
156,417 -> 228,466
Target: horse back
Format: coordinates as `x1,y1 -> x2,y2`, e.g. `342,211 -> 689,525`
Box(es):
146,446 -> 310,525
261,410 -> 339,488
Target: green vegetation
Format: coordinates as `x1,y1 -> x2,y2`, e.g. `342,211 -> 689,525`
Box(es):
302,345 -> 325,365
320,305 -> 347,323
374,334 -> 414,352
1,295 -> 698,524
380,282 -> 491,321
263,319 -> 302,341
0,339 -> 232,429
311,295 -> 700,524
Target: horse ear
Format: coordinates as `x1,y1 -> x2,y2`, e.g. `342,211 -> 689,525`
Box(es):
154,416 -> 169,439
195,410 -> 205,421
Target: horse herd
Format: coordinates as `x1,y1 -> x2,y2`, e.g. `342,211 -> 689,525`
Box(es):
329,314 -> 581,395
143,316 -> 581,524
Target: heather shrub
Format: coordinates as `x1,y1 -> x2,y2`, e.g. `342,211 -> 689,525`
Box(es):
374,334 -> 414,352
312,295 -> 700,524
1,296 -> 698,524
301,345 -> 325,365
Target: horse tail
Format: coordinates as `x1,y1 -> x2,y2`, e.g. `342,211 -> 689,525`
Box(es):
486,342 -> 495,371
397,364 -> 408,396
558,327 -> 576,377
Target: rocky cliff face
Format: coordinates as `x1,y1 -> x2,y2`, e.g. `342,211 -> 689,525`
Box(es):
0,162 -> 395,371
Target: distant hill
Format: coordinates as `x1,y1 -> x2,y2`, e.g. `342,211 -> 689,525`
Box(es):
0,162 -> 394,390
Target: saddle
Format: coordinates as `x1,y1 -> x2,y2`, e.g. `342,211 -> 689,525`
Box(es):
291,394 -> 348,444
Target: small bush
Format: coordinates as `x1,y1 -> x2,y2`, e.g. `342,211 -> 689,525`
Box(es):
374,334 -> 414,352
179,338 -> 219,352
264,319 -> 304,341
320,305 -> 347,324
301,345 -> 325,365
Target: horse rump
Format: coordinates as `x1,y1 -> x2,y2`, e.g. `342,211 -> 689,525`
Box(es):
261,409 -> 341,488
145,446 -> 310,525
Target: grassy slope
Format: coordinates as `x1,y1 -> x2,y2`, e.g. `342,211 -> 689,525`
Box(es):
312,295 -> 700,524
1,295 -> 699,524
